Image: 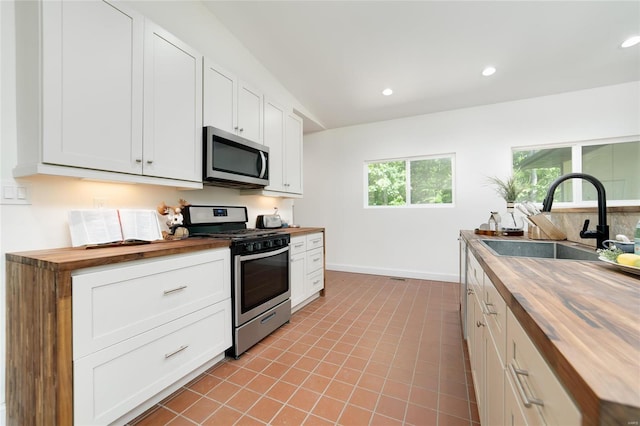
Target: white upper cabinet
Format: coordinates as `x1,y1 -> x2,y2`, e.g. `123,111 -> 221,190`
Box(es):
203,59 -> 264,144
284,112 -> 303,194
143,21 -> 202,182
262,99 -> 303,196
14,0 -> 203,187
41,0 -> 145,174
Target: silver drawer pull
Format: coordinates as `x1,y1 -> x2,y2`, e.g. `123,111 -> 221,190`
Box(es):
294,243 -> 304,248
508,363 -> 544,408
163,285 -> 187,296
312,280 -> 321,285
483,301 -> 498,316
165,345 -> 189,359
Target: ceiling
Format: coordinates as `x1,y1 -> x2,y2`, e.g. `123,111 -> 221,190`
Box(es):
203,1 -> 640,133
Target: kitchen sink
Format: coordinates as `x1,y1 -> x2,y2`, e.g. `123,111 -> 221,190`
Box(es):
480,239 -> 599,261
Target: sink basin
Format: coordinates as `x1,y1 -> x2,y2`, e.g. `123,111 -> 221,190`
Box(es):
480,239 -> 599,261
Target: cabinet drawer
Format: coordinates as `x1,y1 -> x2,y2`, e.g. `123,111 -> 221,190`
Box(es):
306,247 -> 324,273
306,232 -> 324,250
485,277 -> 507,364
72,249 -> 230,358
468,251 -> 484,292
74,300 -> 232,426
290,236 -> 306,255
307,269 -> 324,294
506,311 -> 581,426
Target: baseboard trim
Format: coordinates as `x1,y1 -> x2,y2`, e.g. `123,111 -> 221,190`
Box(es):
1,403 -> 6,426
325,263 -> 458,283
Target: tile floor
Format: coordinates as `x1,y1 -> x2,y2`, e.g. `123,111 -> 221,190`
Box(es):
130,271 -> 479,425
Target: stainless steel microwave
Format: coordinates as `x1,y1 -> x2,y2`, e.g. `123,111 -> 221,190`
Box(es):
203,126 -> 269,188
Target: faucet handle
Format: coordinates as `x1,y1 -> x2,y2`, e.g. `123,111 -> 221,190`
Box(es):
582,219 -> 590,233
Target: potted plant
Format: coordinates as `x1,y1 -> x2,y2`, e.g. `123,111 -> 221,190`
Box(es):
487,174 -> 525,231
487,174 -> 523,204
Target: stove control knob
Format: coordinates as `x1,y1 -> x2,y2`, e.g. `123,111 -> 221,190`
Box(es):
274,238 -> 282,246
254,242 -> 262,251
245,243 -> 254,253
264,240 -> 273,248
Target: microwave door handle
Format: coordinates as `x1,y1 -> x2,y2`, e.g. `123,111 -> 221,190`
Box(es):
259,151 -> 267,178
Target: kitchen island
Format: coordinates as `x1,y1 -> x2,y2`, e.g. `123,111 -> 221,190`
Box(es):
461,230 -> 640,426
5,227 -> 324,425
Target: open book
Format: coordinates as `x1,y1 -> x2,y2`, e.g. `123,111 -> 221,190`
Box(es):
68,209 -> 163,248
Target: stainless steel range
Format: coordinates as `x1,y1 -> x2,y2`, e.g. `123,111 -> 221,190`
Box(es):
183,205 -> 291,358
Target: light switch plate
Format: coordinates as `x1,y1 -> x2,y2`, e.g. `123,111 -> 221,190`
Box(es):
1,180 -> 31,205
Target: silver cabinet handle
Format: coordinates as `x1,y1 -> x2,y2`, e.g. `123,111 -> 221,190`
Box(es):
467,288 -> 474,295
476,320 -> 485,327
146,160 -> 153,164
163,285 -> 187,296
135,159 -> 142,163
508,363 -> 544,408
294,243 -> 304,248
165,345 -> 189,359
483,301 -> 498,316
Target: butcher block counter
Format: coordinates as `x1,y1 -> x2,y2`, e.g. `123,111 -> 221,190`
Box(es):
5,227 -> 324,425
460,230 -> 640,426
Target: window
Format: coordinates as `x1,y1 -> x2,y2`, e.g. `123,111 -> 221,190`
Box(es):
513,137 -> 639,205
366,154 -> 454,207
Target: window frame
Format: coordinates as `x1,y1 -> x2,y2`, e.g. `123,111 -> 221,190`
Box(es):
512,135 -> 639,207
364,153 -> 456,209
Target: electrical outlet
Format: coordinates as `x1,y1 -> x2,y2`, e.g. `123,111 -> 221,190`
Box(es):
94,197 -> 108,208
1,180 -> 31,205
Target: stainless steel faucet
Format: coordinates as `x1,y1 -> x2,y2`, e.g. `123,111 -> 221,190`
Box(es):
541,173 -> 609,249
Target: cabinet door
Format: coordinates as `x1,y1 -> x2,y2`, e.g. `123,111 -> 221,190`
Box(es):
264,98 -> 286,192
237,81 -> 263,143
143,21 -> 202,182
42,0 -> 144,174
284,112 -> 303,194
486,335 -> 505,426
290,252 -> 306,309
203,59 -> 237,134
470,292 -> 485,424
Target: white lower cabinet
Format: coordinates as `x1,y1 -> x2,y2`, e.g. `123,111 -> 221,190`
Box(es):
290,232 -> 324,311
466,250 -> 580,426
506,310 -> 581,426
72,248 -> 231,425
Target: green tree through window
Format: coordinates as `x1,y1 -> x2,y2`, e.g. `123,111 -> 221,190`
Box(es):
367,155 -> 454,207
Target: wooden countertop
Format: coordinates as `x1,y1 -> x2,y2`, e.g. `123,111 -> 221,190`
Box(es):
460,230 -> 640,425
6,227 -> 325,271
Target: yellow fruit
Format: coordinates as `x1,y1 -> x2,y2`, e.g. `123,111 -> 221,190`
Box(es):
616,253 -> 640,266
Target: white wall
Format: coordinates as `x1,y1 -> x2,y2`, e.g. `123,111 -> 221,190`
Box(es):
0,1 -> 304,420
295,82 -> 640,281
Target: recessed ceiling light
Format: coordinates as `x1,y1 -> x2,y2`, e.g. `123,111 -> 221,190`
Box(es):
382,88 -> 393,96
621,35 -> 640,48
482,66 -> 496,77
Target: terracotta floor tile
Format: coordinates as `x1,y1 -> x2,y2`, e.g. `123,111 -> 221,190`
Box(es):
162,388 -> 200,413
263,361 -> 290,379
302,414 -> 335,425
310,395 -> 346,423
302,373 -> 331,394
288,388 -> 321,412
186,374 -> 222,396
349,387 -> 380,411
314,361 -> 339,379
382,379 -> 411,400
244,356 -> 271,373
226,388 -> 261,412
201,406 -> 242,425
228,367 -> 261,387
438,411 -> 473,426
206,381 -> 242,404
439,394 -> 472,421
133,405 -> 176,426
245,373 -> 277,394
165,415 -> 196,426
339,403 -> 373,425
376,394 -> 408,421
370,412 -> 404,425
358,373 -> 386,393
234,415 -> 266,425
247,396 -> 284,424
181,397 -> 220,424
281,367 -> 309,386
270,405 -> 308,425
409,386 -> 438,409
266,381 -> 298,403
405,403 -> 438,425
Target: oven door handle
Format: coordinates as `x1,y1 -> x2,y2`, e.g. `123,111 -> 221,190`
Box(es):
238,245 -> 289,261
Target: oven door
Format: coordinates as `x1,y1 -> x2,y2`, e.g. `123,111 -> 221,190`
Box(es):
234,245 -> 290,326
